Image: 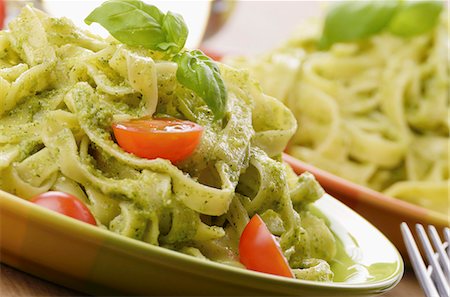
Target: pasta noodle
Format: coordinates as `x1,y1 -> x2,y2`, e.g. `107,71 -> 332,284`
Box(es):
0,6 -> 336,281
227,12 -> 449,216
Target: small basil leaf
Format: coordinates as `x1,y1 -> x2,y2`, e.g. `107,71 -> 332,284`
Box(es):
319,0 -> 398,49
85,0 -> 187,53
388,1 -> 443,37
161,11 -> 188,52
122,0 -> 187,53
174,50 -> 227,120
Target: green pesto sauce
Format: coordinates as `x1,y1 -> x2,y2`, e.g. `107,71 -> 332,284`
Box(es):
308,205 -> 398,283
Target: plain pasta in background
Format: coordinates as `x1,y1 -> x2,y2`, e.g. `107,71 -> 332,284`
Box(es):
227,11 -> 449,216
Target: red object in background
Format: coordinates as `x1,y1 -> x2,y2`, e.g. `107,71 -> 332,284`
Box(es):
239,214 -> 294,278
200,47 -> 223,61
112,117 -> 204,163
31,191 -> 97,225
0,0 -> 5,29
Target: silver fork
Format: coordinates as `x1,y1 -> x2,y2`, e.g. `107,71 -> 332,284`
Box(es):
401,223 -> 450,297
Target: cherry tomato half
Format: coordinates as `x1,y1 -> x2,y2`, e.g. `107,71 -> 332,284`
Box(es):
112,117 -> 204,163
239,214 -> 294,278
31,191 -> 97,225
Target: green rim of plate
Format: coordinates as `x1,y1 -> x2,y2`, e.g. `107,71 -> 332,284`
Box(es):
0,190 -> 404,295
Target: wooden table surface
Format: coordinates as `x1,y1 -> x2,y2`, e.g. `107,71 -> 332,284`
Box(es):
1,263 -> 424,297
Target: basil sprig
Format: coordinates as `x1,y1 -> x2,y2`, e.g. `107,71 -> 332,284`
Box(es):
319,0 -> 444,50
85,0 -> 188,53
85,0 -> 227,119
174,50 -> 227,120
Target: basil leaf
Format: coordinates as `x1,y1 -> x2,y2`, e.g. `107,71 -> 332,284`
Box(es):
174,50 -> 227,120
388,1 -> 443,37
159,11 -> 188,52
85,0 -> 187,53
318,0 -> 399,49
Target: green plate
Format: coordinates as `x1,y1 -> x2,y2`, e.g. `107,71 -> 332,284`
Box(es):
0,190 -> 403,296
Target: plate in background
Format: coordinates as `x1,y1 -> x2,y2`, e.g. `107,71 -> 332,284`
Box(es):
283,153 -> 450,259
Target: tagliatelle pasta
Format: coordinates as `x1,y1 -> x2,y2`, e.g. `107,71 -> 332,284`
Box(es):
0,6 -> 337,281
227,12 -> 449,216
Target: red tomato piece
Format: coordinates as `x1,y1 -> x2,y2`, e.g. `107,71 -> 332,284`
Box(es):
31,191 -> 97,225
0,0 -> 5,30
112,117 -> 204,163
239,214 -> 294,278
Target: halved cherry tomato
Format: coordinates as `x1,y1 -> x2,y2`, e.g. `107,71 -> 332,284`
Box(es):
239,214 -> 294,278
0,0 -> 5,30
31,191 -> 97,225
112,117 -> 204,163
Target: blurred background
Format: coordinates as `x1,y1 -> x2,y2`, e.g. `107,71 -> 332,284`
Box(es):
202,1 -> 328,55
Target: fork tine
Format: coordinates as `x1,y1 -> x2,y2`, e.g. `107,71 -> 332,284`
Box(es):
428,225 -> 450,281
416,224 -> 450,297
401,223 -> 439,297
444,228 -> 450,259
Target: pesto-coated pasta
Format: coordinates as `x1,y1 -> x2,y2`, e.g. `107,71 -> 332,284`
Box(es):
0,6 -> 336,281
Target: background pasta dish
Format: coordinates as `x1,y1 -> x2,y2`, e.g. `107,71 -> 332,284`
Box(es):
227,2 -> 449,216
